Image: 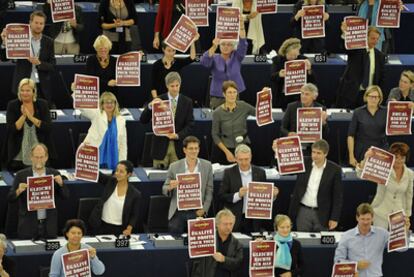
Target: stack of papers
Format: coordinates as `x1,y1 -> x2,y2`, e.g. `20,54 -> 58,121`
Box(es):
265,168 -> 280,180
0,112 -> 7,123
292,232 -> 321,239
120,108 -> 134,121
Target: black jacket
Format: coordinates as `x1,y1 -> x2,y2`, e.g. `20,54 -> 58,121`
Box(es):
274,238 -> 304,277
288,157 -> 343,228
89,172 -> 141,232
7,167 -> 69,239
85,54 -> 117,95
140,93 -> 194,161
98,0 -> 137,32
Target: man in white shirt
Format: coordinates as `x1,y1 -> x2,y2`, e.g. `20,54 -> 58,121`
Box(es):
163,136 -> 213,234
287,139 -> 343,232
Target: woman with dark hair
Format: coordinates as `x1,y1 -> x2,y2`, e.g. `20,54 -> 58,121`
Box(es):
150,34 -> 199,99
99,0 -> 138,54
4,78 -> 56,171
49,219 -> 105,277
89,160 -> 142,236
357,143 -> 413,229
273,214 -> 304,276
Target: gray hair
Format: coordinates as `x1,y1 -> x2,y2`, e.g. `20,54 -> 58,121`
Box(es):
165,71 -> 181,86
215,208 -> 236,225
234,144 -> 251,156
301,83 -> 319,97
312,139 -> 330,154
0,233 -> 7,250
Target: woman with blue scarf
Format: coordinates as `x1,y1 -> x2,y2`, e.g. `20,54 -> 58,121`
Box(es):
274,215 -> 304,276
78,92 -> 127,170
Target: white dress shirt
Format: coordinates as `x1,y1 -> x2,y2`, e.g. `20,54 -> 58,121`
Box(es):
301,159 -> 327,208
101,188 -> 125,225
232,167 -> 252,214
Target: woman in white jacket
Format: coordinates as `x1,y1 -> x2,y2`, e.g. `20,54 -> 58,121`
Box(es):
79,92 -> 127,170
232,0 -> 265,55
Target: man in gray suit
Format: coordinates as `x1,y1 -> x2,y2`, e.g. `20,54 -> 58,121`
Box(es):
162,136 -> 214,234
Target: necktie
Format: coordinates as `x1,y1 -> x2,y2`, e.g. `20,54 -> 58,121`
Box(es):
171,98 -> 177,116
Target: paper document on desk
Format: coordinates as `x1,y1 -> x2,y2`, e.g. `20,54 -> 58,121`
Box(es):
0,113 -> 6,123
265,168 -> 280,179
121,108 -> 135,121
96,235 -> 117,242
73,110 -> 81,116
0,180 -> 7,186
144,168 -> 168,180
58,170 -> 75,181
292,232 -> 321,239
50,109 -> 65,116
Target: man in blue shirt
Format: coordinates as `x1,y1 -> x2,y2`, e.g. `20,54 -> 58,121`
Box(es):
334,203 -> 410,277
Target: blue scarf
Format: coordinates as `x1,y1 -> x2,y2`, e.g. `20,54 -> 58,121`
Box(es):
274,233 -> 293,270
99,118 -> 118,170
358,0 -> 385,51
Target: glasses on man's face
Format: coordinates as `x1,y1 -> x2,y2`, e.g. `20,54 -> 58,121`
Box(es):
367,95 -> 380,99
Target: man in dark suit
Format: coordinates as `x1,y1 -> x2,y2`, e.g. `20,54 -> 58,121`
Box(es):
7,143 -> 69,239
280,83 -> 328,139
218,144 -> 279,232
191,209 -> 243,277
162,136 -> 213,234
0,11 -> 56,108
140,71 -> 194,169
336,26 -> 386,109
286,139 -> 343,232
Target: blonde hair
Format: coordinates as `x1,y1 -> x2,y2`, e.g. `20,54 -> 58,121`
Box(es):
215,208 -> 236,225
274,214 -> 292,230
100,92 -> 120,116
401,70 -> 414,83
363,85 -> 383,104
368,26 -> 381,36
18,78 -> 37,101
278,38 -> 301,56
93,35 -> 112,51
304,0 -> 324,4
0,233 -> 7,250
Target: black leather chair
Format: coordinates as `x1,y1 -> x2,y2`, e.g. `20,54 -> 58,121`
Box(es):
146,195 -> 170,233
140,132 -> 154,167
77,197 -> 100,235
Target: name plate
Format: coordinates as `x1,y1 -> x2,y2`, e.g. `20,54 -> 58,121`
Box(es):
254,55 -> 267,63
314,53 -> 327,63
45,241 -> 61,251
320,233 -> 335,244
73,55 -> 88,63
115,238 -> 130,248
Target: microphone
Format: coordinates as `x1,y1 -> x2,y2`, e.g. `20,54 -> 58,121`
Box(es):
68,128 -> 76,168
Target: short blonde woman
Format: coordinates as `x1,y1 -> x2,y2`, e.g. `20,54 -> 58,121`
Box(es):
0,233 -> 15,277
347,85 -> 387,166
291,0 -> 329,53
232,0 -> 265,54
78,92 -> 127,170
5,78 -> 56,171
86,35 -> 117,95
387,70 -> 414,103
273,215 -> 304,276
270,38 -> 315,109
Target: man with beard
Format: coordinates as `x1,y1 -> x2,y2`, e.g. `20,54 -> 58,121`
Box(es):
8,143 -> 69,239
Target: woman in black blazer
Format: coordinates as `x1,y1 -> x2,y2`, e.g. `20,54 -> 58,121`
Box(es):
3,78 -> 56,171
89,160 -> 141,236
273,214 -> 304,277
270,38 -> 315,110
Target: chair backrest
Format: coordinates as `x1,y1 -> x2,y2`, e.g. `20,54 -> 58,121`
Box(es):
77,133 -> 88,148
140,132 -> 154,167
39,266 -> 50,277
146,195 -> 171,233
77,197 -> 100,233
4,202 -> 19,239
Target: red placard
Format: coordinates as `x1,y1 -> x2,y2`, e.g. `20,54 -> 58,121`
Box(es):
188,218 -> 216,258
165,15 -> 198,53
386,101 -> 412,136
344,16 -> 368,50
275,136 -> 305,175
73,74 -> 99,109
5,24 -> 31,59
246,182 -> 274,219
177,172 -> 203,211
256,89 -> 274,127
361,146 -> 395,185
27,175 -> 55,211
301,5 -> 325,39
331,262 -> 357,277
249,240 -> 276,277
296,107 -> 322,143
61,249 -> 91,277
185,0 -> 209,26
152,100 -> 175,136
256,0 -> 277,14
75,144 -> 99,182
376,0 -> 401,28
388,210 -> 408,252
50,0 -> 75,23
116,51 -> 141,87
284,60 -> 307,95
215,6 -> 240,41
